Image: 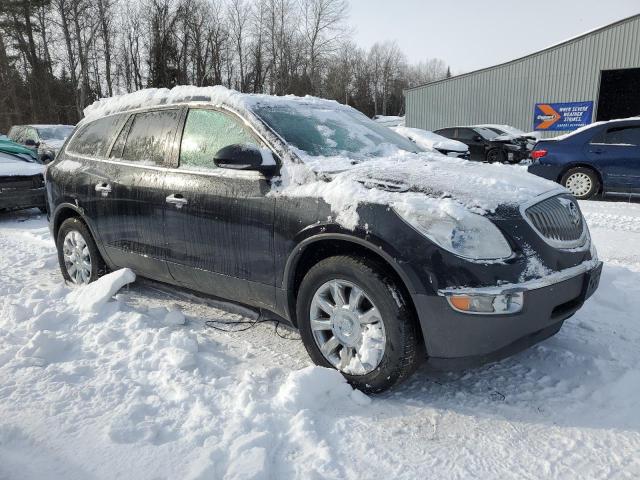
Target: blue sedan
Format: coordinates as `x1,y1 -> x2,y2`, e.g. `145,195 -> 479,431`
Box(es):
528,118 -> 640,199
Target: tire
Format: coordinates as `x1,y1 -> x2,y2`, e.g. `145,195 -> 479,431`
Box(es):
56,217 -> 106,285
560,167 -> 600,200
296,255 -> 422,393
486,148 -> 505,163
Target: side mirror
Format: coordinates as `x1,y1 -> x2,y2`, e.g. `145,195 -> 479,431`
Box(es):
473,135 -> 483,142
25,139 -> 38,147
214,144 -> 278,175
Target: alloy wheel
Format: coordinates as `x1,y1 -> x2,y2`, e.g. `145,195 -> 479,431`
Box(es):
62,230 -> 92,284
309,279 -> 386,375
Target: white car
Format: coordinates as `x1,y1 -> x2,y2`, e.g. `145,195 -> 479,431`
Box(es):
391,126 -> 470,159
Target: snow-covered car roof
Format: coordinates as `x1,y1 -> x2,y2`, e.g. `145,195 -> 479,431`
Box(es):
391,126 -> 468,153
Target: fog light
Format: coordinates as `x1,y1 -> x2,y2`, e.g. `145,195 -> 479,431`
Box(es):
446,292 -> 523,315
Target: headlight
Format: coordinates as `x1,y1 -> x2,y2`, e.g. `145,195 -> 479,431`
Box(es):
393,202 -> 513,261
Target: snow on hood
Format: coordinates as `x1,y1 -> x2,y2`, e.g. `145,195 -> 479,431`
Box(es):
279,150 -> 560,229
392,126 -> 468,152
0,154 -> 44,176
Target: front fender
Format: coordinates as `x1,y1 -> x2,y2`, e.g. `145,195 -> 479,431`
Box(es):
282,222 -> 423,296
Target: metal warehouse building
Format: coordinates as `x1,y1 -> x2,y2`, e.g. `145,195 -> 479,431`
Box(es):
405,14 -> 640,137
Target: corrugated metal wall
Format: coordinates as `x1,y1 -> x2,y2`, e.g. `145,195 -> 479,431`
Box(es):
405,15 -> 640,137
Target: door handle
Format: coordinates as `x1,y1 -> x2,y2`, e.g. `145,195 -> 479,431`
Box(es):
591,148 -> 604,154
95,182 -> 112,197
166,194 -> 188,209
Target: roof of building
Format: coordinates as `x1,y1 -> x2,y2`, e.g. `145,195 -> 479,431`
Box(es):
406,13 -> 640,92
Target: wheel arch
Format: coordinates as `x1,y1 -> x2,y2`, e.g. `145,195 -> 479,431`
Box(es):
51,203 -> 101,249
558,163 -> 604,192
283,234 -> 420,328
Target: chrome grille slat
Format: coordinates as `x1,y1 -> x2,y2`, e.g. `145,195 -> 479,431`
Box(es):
525,194 -> 586,248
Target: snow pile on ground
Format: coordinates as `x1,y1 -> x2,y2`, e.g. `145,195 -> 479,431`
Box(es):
0,204 -> 639,479
392,126 -> 468,153
67,268 -> 136,312
275,366 -> 371,411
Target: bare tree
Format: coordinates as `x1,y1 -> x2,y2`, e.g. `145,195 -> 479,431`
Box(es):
300,0 -> 348,94
0,0 -> 451,131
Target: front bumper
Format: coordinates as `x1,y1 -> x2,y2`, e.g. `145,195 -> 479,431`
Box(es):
0,187 -> 46,210
437,148 -> 470,160
528,163 -> 564,182
414,259 -> 603,369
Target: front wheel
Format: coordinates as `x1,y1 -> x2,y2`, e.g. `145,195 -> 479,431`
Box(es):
561,167 -> 600,199
486,148 -> 505,163
296,255 -> 422,393
56,217 -> 106,285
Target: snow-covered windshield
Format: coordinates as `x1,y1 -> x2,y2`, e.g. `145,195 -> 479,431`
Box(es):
253,103 -> 422,160
35,125 -> 75,141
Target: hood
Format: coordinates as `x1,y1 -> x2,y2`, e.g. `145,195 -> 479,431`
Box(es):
391,127 -> 468,153
281,150 -> 562,231
0,156 -> 45,176
329,152 -> 560,214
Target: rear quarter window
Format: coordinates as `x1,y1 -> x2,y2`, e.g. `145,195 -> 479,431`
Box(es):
591,126 -> 640,145
67,115 -> 127,157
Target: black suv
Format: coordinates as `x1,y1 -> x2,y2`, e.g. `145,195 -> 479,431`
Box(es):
45,88 -> 602,392
434,126 -> 529,163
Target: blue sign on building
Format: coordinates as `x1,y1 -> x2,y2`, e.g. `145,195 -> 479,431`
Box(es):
534,101 -> 594,131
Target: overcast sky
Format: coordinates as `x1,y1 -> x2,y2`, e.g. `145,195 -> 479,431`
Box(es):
349,0 -> 640,74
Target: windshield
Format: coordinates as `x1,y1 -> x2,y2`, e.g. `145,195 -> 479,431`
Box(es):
252,103 -> 422,160
486,125 -> 526,137
476,127 -> 500,140
35,125 -> 75,141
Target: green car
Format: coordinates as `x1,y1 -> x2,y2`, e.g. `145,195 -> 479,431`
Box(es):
0,138 -> 39,163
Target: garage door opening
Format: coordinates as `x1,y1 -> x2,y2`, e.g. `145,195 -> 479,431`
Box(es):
597,68 -> 640,121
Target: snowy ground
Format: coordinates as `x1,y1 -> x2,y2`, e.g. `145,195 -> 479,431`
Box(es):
0,199 -> 639,480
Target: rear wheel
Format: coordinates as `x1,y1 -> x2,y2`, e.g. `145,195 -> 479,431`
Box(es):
56,217 -> 106,285
561,167 -> 600,199
296,255 -> 422,393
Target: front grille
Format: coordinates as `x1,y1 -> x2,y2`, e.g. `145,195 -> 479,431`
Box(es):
525,195 -> 586,248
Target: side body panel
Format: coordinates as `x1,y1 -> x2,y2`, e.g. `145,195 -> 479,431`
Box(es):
163,170 -> 276,309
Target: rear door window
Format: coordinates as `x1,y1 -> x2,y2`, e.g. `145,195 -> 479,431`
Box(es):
456,128 -> 477,140
603,127 -> 640,146
121,109 -> 181,165
178,109 -> 259,170
67,114 -> 127,157
435,128 -> 455,138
